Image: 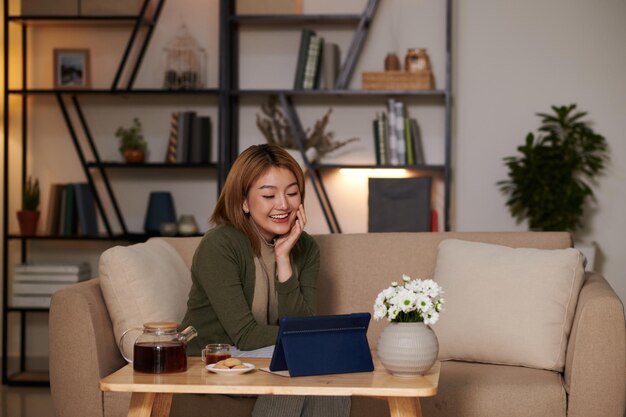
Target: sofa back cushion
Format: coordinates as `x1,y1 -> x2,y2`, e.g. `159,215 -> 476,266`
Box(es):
313,232 -> 572,346
99,238 -> 192,359
432,239 -> 585,372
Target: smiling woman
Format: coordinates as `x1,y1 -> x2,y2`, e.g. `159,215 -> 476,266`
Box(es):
178,143 -> 350,417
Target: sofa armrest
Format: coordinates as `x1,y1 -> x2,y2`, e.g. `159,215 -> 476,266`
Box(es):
564,272 -> 626,417
49,278 -> 126,417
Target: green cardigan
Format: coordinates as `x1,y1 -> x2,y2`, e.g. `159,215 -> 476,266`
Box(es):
181,224 -> 319,355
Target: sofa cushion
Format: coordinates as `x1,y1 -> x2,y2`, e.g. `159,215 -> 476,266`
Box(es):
421,361 -> 566,417
432,239 -> 584,372
99,238 -> 192,359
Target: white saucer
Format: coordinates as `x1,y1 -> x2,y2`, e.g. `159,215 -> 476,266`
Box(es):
206,362 -> 256,375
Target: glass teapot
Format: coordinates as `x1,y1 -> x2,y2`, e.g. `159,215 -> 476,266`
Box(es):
119,322 -> 197,374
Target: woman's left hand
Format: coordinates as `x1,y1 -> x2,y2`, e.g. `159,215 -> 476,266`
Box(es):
274,204 -> 306,282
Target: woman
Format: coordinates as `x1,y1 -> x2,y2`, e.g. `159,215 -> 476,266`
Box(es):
180,144 -> 350,417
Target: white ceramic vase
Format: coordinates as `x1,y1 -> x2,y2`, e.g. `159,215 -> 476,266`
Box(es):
377,322 -> 439,377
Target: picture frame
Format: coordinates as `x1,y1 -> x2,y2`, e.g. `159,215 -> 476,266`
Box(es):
53,48 -> 91,89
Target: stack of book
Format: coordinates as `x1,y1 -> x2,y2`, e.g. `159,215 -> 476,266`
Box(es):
372,99 -> 425,166
45,182 -> 98,237
167,111 -> 212,163
294,29 -> 341,90
12,262 -> 91,308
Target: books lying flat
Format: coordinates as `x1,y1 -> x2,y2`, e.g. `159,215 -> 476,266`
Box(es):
14,272 -> 91,283
11,295 -> 52,308
13,282 -> 76,295
15,262 -> 90,275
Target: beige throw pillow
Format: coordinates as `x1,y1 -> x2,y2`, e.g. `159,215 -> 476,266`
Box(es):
99,238 -> 192,359
432,239 -> 584,372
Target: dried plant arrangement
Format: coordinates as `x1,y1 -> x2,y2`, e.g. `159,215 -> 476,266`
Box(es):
256,95 -> 358,161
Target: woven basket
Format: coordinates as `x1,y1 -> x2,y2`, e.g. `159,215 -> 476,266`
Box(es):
362,70 -> 434,90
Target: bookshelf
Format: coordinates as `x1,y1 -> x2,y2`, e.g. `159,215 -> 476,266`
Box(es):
221,0 -> 452,233
2,0 -> 452,385
1,0 -> 220,385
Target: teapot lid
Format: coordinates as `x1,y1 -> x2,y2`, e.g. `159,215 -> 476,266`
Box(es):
143,322 -> 177,330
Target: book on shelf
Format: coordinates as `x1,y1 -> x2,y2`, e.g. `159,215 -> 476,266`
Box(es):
74,183 -> 98,236
176,111 -> 197,163
371,103 -> 426,166
387,99 -> 399,165
319,42 -> 340,89
372,119 -> 381,165
12,261 -> 91,307
46,183 -> 99,236
13,271 -> 91,283
372,112 -> 389,165
294,29 -> 316,89
62,183 -> 77,236
302,35 -> 323,90
188,116 -> 212,164
13,282 -> 77,295
394,101 -> 406,165
404,117 -> 415,165
15,261 -> 90,275
11,295 -> 52,308
410,118 -> 425,165
45,183 -> 65,235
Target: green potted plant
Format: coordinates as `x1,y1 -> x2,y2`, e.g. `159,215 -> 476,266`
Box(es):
17,176 -> 40,236
116,117 -> 147,163
498,104 -> 609,235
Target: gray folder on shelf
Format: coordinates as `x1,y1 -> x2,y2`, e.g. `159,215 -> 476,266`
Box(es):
368,177 -> 432,232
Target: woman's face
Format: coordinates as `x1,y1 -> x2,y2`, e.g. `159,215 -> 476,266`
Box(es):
243,166 -> 301,241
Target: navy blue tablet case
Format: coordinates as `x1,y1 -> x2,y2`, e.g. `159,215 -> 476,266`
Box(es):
269,312 -> 374,377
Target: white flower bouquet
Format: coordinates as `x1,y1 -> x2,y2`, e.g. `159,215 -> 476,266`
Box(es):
373,274 -> 445,325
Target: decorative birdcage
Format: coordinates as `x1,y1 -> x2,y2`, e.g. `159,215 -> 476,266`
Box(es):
163,24 -> 207,90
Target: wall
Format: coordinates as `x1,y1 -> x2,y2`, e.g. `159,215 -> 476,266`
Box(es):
453,0 -> 626,305
1,0 -> 625,359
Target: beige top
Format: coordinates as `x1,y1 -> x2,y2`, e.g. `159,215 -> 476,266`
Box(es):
251,241 -> 279,325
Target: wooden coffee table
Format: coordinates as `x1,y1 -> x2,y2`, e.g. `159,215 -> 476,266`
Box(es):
100,353 -> 440,417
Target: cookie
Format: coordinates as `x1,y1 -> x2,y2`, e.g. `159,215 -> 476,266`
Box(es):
223,358 -> 242,367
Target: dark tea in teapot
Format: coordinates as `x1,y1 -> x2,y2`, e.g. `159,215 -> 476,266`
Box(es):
119,322 -> 197,374
134,341 -> 187,373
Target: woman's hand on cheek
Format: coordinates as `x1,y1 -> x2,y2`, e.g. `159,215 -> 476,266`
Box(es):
274,204 -> 305,256
274,204 -> 306,281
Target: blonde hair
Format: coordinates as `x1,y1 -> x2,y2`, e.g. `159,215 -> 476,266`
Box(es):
211,144 -> 306,256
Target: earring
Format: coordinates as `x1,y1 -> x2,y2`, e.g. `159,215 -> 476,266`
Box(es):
243,209 -> 249,214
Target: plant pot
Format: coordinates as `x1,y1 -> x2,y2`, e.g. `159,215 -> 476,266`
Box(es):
123,148 -> 145,164
377,322 -> 438,377
17,210 -> 40,236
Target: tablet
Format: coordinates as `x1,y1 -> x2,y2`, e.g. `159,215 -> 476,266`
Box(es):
269,312 -> 374,377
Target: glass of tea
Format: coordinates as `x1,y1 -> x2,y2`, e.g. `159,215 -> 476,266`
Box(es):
202,343 -> 231,364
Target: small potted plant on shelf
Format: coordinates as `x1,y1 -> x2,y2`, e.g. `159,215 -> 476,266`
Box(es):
498,104 -> 609,266
116,117 -> 148,164
17,176 -> 40,236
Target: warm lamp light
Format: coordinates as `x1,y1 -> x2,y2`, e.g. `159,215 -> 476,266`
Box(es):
338,168 -> 409,178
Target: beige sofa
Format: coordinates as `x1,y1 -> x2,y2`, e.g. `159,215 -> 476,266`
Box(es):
49,232 -> 626,417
